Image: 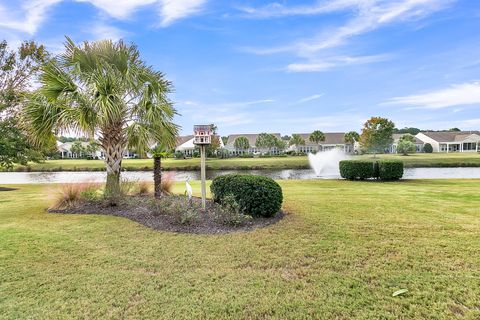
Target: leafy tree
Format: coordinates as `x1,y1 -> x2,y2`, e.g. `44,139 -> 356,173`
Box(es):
85,140 -> 100,158
0,40 -> 49,169
70,141 -> 86,158
449,127 -> 461,132
281,135 -> 291,141
221,136 -> 228,145
205,124 -> 220,157
360,116 -> 395,157
24,38 -> 178,200
397,140 -> 416,155
289,134 -> 305,149
274,137 -> 287,152
234,136 -> 250,152
256,133 -> 278,154
399,134 -> 416,143
344,131 -> 360,144
309,130 -> 325,150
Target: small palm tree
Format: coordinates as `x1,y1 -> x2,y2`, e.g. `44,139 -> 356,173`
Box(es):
289,134 -> 305,151
24,38 -> 178,200
151,143 -> 173,199
344,131 -> 360,153
309,130 -> 325,151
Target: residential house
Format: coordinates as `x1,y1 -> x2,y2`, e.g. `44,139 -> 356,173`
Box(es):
57,141 -> 137,159
174,135 -> 224,157
225,133 -> 282,155
288,133 -> 355,154
415,131 -> 480,153
389,134 -> 425,153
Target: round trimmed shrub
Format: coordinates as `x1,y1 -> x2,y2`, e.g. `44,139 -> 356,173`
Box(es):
339,160 -> 376,180
423,143 -> 433,153
210,174 -> 283,217
377,160 -> 403,180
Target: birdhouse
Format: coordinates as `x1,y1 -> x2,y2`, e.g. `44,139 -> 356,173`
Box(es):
193,125 -> 212,145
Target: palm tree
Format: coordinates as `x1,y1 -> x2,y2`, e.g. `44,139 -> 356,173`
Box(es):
24,38 -> 178,200
309,130 -> 325,151
344,131 -> 360,153
151,142 -> 173,199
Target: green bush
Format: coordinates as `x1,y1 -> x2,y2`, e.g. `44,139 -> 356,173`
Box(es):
423,143 -> 433,153
377,160 -> 404,180
340,160 -> 404,181
210,174 -> 283,217
339,160 -> 376,180
238,154 -> 254,158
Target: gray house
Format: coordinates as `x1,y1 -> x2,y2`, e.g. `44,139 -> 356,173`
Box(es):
416,131 -> 480,153
288,132 -> 355,154
225,133 -> 282,155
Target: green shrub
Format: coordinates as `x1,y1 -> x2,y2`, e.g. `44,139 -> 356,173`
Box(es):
377,160 -> 404,180
423,143 -> 433,153
340,160 -> 404,180
210,174 -> 283,217
339,160 -> 376,180
238,154 -> 254,158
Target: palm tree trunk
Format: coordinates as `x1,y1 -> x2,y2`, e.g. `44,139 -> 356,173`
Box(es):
100,124 -> 125,202
154,156 -> 162,199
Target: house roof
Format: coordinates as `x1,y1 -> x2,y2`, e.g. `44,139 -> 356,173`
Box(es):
292,132 -> 349,145
226,133 -> 281,148
175,134 -> 224,150
420,131 -> 480,143
57,141 -> 90,152
392,134 -> 424,144
175,135 -> 194,148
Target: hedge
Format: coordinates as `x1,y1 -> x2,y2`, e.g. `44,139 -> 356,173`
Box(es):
210,174 -> 283,217
339,160 -> 404,181
339,160 -> 376,180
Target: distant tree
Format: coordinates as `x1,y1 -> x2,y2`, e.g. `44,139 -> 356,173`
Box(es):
394,127 -> 421,135
449,127 -> 461,132
309,130 -> 325,150
256,133 -> 278,154
399,134 -> 416,143
85,140 -> 100,158
281,135 -> 291,141
70,141 -> 86,158
289,134 -> 305,149
397,140 -> 416,155
234,136 -> 250,152
423,143 -> 433,153
205,124 -> 221,157
360,116 -> 395,157
274,137 -> 287,152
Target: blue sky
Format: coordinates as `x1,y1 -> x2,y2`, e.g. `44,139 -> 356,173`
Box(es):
1,0 -> 479,135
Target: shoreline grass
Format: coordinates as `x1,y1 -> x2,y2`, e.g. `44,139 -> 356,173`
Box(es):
1,179 -> 479,318
8,152 -> 480,172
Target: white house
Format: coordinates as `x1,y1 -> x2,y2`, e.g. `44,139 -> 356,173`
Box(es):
288,132 -> 355,154
57,141 -> 137,159
415,131 -> 480,153
225,133 -> 282,155
174,135 -> 224,157
389,134 -> 425,153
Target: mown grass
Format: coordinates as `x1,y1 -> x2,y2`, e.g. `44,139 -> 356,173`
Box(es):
11,152 -> 480,172
1,179 -> 479,319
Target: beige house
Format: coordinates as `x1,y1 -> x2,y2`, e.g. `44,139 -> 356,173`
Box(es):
415,131 -> 480,153
225,133 -> 282,155
289,132 -> 355,154
174,135 -> 224,157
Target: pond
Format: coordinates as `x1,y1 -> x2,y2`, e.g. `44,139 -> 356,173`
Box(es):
1,167 -> 480,184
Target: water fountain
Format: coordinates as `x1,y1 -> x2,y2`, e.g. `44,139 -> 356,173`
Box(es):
308,148 -> 348,177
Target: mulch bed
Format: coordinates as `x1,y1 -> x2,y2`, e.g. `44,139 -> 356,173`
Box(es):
0,187 -> 17,192
49,196 -> 285,234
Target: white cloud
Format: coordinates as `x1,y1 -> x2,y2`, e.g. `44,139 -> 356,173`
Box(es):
0,0 -> 61,34
76,0 -> 156,20
287,54 -> 390,72
383,82 -> 480,109
90,21 -> 126,41
297,94 -> 324,103
243,0 -> 454,58
158,0 -> 208,27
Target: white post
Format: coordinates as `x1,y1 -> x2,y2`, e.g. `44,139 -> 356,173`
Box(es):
200,144 -> 206,210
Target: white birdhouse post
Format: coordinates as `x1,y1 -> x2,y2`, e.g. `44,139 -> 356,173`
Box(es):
193,125 -> 212,210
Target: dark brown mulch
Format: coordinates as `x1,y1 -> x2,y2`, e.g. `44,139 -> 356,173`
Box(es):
49,196 -> 285,235
0,187 -> 17,192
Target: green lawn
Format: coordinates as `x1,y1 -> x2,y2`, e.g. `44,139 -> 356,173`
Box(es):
1,180 -> 479,319
13,152 -> 480,172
